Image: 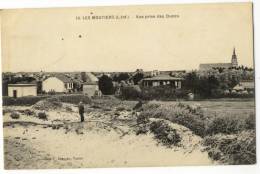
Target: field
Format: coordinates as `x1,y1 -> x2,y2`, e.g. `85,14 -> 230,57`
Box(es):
2,96 -> 255,169
168,99 -> 255,118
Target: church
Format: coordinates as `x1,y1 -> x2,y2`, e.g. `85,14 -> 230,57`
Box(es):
199,48 -> 238,71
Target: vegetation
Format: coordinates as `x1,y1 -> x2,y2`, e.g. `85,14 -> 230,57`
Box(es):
150,120 -> 181,146
3,96 -> 49,106
3,94 -> 91,106
183,69 -> 254,99
119,86 -> 187,100
113,73 -> 130,82
139,102 -> 207,137
37,112 -> 48,120
10,112 -> 20,119
137,101 -> 256,164
203,130 -> 256,164
132,72 -> 144,85
98,75 -> 114,95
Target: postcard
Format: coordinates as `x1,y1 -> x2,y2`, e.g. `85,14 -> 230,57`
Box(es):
1,2 -> 255,169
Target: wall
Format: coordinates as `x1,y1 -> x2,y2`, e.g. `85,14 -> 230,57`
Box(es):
83,84 -> 99,97
42,77 -> 65,92
8,85 -> 37,97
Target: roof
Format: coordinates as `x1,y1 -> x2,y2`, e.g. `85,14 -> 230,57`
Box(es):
199,63 -> 232,70
8,84 -> 37,87
85,72 -> 99,82
47,74 -> 73,83
143,74 -> 184,81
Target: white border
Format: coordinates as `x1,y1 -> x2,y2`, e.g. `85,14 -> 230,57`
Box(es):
0,0 -> 259,174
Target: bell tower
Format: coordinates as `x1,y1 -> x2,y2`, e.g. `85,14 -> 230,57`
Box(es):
231,47 -> 238,67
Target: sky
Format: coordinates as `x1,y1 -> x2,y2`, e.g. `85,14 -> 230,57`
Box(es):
1,3 -> 254,72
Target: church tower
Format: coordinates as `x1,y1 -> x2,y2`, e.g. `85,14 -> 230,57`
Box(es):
231,47 -> 238,67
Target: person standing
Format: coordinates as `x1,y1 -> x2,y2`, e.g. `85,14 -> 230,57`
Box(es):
78,101 -> 85,122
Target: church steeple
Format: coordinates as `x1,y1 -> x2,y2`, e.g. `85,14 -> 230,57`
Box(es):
231,47 -> 238,67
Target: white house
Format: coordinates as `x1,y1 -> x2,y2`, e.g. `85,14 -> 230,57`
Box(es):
8,84 -> 37,98
82,72 -> 100,97
142,74 -> 183,89
83,82 -> 99,97
42,74 -> 74,93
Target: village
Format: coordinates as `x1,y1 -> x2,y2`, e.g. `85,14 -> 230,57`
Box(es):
2,48 -> 254,100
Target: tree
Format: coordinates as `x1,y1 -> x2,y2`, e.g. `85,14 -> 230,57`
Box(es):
132,73 -> 144,85
98,75 -> 114,95
113,73 -> 130,82
183,72 -> 200,93
80,72 -> 87,82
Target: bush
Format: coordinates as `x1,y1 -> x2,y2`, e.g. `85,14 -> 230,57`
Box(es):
203,130 -> 256,164
206,117 -> 244,135
10,112 -> 20,119
141,86 -> 187,100
150,120 -> 181,146
119,86 -> 142,100
38,112 -> 47,120
140,102 -> 207,137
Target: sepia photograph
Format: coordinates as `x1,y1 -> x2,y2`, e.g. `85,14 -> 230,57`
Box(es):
0,2 -> 256,170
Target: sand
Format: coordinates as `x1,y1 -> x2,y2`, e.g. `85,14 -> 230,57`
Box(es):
3,103 -> 214,169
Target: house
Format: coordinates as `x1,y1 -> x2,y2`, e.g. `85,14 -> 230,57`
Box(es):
82,72 -> 100,97
199,48 -> 238,71
142,74 -> 184,89
83,82 -> 100,97
42,74 -> 74,93
8,84 -> 37,98
233,80 -> 254,93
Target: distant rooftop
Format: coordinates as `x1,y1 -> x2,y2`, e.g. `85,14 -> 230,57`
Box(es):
143,74 -> 184,81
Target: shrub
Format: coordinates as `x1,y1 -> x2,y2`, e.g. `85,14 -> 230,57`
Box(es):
206,116 -> 244,135
203,130 -> 256,164
119,86 -> 142,100
38,112 -> 47,120
140,86 -> 187,100
150,120 -> 181,146
10,112 -> 20,119
140,102 -> 207,137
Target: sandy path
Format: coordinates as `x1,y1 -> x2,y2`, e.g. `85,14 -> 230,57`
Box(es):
3,104 -> 214,169
4,122 -> 213,169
